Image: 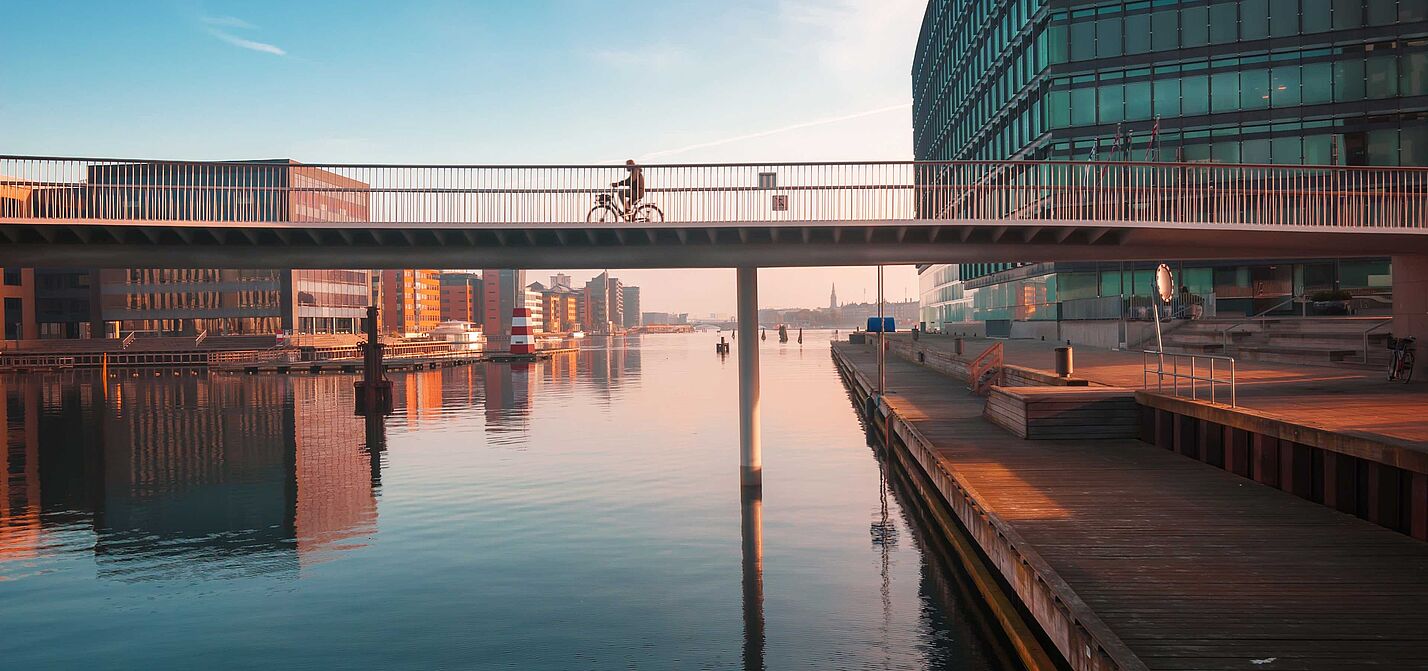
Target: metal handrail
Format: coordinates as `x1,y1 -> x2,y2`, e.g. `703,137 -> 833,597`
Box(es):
1143,349 -> 1236,407
1362,318 -> 1394,364
1218,294 -> 1305,353
2,157 -> 1425,229
121,331 -> 136,350
194,329 -> 208,346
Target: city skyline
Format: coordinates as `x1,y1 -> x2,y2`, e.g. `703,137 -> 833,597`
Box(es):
2,1 -> 924,315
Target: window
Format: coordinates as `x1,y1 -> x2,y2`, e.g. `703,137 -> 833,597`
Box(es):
1404,52 -> 1428,96
1182,75 -> 1210,115
1049,90 -> 1071,128
1242,69 -> 1272,109
1366,55 -> 1398,98
1153,77 -> 1181,116
1269,0 -> 1298,36
1334,58 -> 1365,101
1211,71 -> 1239,112
1402,124 -> 1428,165
1071,86 -> 1097,125
1096,16 -> 1122,58
1208,3 -> 1238,44
1182,6 -> 1209,46
1151,10 -> 1177,51
1099,82 -> 1124,123
1271,65 -> 1300,107
1212,140 -> 1241,163
1302,61 -> 1333,103
1241,0 -> 1270,40
3,298 -> 20,340
1302,0 -> 1331,32
1125,80 -> 1152,120
1271,136 -> 1303,163
1366,129 -> 1398,166
1242,138 -> 1272,163
1366,0 -> 1396,25
1125,13 -> 1150,54
1070,21 -> 1095,61
2,269 -> 20,286
1331,0 -> 1361,29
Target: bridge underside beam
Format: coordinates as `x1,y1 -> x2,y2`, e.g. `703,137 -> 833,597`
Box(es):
1,222 -> 1425,269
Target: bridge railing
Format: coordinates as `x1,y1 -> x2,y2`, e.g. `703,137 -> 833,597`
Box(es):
1,156 -> 1424,228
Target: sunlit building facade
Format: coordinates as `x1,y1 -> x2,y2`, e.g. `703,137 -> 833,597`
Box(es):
914,0 -> 1425,341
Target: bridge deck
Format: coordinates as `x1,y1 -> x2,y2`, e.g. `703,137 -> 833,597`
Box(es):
834,342 -> 1428,670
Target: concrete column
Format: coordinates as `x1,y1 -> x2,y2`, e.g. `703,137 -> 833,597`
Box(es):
1393,255 -> 1428,379
737,267 -> 762,486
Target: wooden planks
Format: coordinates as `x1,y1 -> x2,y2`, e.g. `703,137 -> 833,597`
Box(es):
985,386 -> 1140,440
833,342 -> 1428,671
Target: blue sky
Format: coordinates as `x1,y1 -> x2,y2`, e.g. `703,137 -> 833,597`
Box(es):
3,0 -> 924,314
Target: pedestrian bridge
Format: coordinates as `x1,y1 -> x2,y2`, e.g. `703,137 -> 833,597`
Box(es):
1,156 -> 1425,268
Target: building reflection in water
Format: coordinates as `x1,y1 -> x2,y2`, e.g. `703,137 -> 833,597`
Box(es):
741,485 -> 765,671
0,372 -> 381,578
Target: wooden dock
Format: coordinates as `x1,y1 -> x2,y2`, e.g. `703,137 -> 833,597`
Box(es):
833,342 -> 1428,671
210,348 -> 577,375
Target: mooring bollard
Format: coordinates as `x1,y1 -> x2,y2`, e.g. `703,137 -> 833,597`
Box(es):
1055,345 -> 1074,378
954,338 -> 963,356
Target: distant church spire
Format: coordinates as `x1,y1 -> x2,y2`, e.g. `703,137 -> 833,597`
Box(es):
830,283 -> 838,310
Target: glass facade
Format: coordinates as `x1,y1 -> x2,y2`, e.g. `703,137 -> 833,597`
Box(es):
912,0 -> 1424,331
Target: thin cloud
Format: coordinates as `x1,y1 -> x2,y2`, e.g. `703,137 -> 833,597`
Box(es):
207,29 -> 286,56
201,15 -> 257,29
637,103 -> 911,161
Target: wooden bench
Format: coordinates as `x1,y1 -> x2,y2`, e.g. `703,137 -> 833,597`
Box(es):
984,386 -> 1139,439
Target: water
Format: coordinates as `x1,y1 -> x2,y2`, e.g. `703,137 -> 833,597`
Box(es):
0,332 -> 1009,670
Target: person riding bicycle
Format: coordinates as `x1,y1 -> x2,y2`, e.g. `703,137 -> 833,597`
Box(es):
611,159 -> 645,214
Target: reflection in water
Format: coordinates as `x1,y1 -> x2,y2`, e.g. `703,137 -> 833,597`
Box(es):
741,485 -> 765,671
1,334 -> 1006,670
0,373 -> 380,578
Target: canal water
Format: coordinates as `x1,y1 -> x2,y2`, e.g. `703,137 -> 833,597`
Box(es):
0,332 -> 1010,670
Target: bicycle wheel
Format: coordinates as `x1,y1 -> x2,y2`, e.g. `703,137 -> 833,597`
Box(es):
1389,350 -> 1402,381
1402,352 -> 1415,383
587,205 -> 621,224
631,203 -> 664,223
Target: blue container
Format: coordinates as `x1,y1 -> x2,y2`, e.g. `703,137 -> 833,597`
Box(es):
865,317 -> 895,333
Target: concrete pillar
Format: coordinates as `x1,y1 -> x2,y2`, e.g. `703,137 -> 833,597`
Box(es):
737,267 -> 762,486
1393,255 -> 1428,379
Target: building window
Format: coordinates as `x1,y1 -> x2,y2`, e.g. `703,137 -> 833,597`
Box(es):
3,269 -> 20,286
4,298 -> 21,340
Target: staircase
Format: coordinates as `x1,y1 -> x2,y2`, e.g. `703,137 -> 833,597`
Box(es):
1157,317 -> 1393,368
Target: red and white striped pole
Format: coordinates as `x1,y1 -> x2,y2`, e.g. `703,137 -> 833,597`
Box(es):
511,307 -> 534,354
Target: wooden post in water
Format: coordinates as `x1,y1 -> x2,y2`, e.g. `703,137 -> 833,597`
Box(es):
355,306 -> 393,416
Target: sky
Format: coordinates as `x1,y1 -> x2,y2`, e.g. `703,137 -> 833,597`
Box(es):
1,0 -> 926,314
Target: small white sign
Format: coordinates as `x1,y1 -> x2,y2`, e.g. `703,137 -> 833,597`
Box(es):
771,194 -> 788,211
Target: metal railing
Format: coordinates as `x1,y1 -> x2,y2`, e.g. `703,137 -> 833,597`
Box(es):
2,156 -> 1426,228
120,331 -> 136,350
1143,350 -> 1236,407
1219,294 -> 1305,353
1362,318 -> 1394,364
968,341 -> 1004,395
194,329 -> 208,346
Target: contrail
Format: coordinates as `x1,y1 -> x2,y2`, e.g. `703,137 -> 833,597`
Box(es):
633,102 -> 911,161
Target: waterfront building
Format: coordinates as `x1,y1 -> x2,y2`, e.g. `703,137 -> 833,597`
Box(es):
582,272 -> 625,334
439,272 -> 484,324
378,270 -> 441,336
913,0 -> 1425,343
539,284 -> 580,334
0,269 -> 36,343
642,312 -> 688,325
481,269 -> 527,342
622,286 -> 641,328
525,284 -> 546,334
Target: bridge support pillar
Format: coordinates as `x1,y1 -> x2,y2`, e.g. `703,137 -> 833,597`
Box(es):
737,267 -> 762,487
1393,255 -> 1428,380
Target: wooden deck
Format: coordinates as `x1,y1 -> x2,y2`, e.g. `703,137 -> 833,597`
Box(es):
833,342 -> 1428,671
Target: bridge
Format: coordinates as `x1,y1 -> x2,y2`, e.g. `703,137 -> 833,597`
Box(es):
1,156 -> 1425,268
3,155 -> 1427,485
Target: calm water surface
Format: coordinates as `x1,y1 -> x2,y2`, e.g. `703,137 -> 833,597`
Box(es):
0,332 -> 1009,670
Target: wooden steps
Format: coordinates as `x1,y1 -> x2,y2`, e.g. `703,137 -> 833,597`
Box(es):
984,386 -> 1139,439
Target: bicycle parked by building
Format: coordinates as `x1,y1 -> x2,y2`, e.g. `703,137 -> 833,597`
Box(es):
1388,335 -> 1416,382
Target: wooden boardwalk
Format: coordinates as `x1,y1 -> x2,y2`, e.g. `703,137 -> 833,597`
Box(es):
833,342 -> 1428,671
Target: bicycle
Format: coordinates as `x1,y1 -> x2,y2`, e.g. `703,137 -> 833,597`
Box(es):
586,189 -> 663,223
1387,335 -> 1416,383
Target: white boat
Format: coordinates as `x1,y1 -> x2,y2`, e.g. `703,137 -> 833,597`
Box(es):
430,321 -> 486,351
571,331 -> 586,339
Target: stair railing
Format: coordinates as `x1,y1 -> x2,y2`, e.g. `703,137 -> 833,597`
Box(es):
968,341 -> 1004,395
1361,318 -> 1394,364
1218,293 -> 1304,353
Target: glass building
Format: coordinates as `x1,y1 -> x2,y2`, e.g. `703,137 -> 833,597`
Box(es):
913,0 -> 1425,340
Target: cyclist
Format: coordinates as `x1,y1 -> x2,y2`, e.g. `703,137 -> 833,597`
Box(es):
611,159 -> 645,214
